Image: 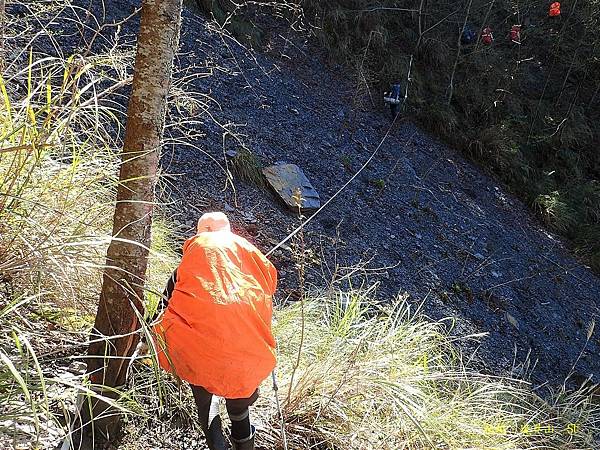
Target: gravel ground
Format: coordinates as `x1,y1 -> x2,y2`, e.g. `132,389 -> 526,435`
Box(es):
63,0 -> 599,388
156,5 -> 600,390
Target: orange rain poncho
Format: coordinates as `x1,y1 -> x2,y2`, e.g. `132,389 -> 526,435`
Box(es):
481,26 -> 494,45
549,2 -> 561,17
153,230 -> 277,399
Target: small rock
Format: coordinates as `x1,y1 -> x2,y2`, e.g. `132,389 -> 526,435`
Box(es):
263,164 -> 321,211
506,312 -> 520,330
243,211 -> 257,223
474,253 -> 485,260
225,149 -> 238,159
416,233 -> 422,240
491,271 -> 501,278
67,361 -> 87,375
224,202 -> 235,213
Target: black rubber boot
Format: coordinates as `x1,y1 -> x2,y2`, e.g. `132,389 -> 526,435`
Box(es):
231,425 -> 255,450
191,385 -> 230,450
204,414 -> 230,450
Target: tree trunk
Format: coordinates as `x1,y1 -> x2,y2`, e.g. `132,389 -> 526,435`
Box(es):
79,0 -> 183,445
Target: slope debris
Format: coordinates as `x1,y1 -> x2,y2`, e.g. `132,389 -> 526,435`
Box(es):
58,0 -> 600,401
160,5 -> 600,389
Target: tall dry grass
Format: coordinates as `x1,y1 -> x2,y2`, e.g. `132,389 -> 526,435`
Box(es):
1,2 -> 599,450
0,2 -> 179,447
121,286 -> 600,449
255,287 -> 600,449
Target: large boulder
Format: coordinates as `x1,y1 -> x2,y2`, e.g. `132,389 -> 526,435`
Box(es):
263,164 -> 321,212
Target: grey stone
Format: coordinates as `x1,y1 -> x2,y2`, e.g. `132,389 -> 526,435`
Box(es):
243,211 -> 257,223
224,202 -> 235,213
67,361 -> 87,375
506,312 -> 520,330
263,164 -> 321,211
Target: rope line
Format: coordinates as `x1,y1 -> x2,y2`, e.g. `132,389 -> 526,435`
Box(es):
267,115 -> 402,448
266,115 -> 401,258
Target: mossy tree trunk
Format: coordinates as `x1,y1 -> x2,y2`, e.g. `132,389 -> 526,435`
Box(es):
81,0 -> 183,445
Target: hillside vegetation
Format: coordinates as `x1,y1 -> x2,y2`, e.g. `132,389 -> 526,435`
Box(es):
1,1 -> 600,449
297,0 -> 600,270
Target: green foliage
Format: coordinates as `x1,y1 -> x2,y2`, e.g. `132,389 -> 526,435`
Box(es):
188,0 -> 265,46
370,178 -> 386,190
303,0 -> 600,270
535,190 -> 577,233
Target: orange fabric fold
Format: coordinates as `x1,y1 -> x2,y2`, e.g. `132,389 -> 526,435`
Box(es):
154,231 -> 277,398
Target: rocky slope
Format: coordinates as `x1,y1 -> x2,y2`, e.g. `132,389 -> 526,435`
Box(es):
76,1 -> 600,389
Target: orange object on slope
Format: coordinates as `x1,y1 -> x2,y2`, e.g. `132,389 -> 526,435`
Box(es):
549,2 -> 561,16
482,27 -> 494,45
510,25 -> 521,43
153,229 -> 278,399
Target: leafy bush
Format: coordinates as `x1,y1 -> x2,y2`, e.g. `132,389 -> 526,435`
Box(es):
301,0 -> 600,270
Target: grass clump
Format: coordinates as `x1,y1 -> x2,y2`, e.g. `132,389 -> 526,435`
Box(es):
0,56 -> 121,310
229,147 -> 266,187
253,287 -> 600,449
117,286 -> 600,449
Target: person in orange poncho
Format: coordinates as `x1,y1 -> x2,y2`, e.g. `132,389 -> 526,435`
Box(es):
152,212 -> 277,450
